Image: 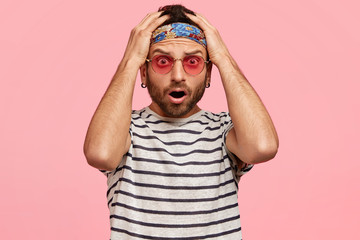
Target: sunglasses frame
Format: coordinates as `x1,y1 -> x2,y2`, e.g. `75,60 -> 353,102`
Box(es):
146,54 -> 211,76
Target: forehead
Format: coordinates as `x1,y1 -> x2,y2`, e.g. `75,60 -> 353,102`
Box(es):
149,38 -> 207,57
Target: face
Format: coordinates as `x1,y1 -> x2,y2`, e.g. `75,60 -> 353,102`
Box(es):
141,38 -> 211,118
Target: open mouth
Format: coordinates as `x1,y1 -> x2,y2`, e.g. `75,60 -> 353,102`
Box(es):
168,89 -> 188,104
169,91 -> 186,98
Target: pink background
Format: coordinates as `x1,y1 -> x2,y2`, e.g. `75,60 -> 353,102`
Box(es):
1,0 -> 359,239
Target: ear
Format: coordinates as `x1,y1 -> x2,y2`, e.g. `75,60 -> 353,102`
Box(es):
140,63 -> 147,86
205,62 -> 213,86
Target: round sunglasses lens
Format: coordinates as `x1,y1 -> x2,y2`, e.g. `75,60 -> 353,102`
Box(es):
183,55 -> 205,75
152,55 -> 173,74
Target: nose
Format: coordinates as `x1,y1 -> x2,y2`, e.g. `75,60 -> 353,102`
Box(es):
170,59 -> 186,82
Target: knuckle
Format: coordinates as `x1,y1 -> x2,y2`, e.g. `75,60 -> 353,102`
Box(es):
210,27 -> 218,34
137,29 -> 147,37
133,27 -> 143,35
131,26 -> 139,33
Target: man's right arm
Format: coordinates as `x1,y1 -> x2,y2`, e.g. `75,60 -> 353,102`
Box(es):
83,12 -> 169,171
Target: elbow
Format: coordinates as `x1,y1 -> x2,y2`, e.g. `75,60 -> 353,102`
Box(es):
245,140 -> 279,165
83,144 -> 119,171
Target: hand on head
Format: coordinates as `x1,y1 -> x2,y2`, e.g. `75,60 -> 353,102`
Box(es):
185,13 -> 231,66
121,12 -> 170,70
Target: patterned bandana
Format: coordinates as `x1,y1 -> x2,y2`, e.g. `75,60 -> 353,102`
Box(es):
150,22 -> 207,48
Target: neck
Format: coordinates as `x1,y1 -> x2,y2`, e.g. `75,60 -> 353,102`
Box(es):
148,102 -> 201,118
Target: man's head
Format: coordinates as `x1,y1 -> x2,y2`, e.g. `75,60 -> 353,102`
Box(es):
140,4 -> 212,118
156,4 -> 209,62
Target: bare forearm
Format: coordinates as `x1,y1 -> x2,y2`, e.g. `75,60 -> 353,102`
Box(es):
83,12 -> 170,171
218,56 -> 279,163
83,60 -> 138,170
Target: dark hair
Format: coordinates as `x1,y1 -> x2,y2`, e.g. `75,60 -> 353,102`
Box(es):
158,4 -> 201,30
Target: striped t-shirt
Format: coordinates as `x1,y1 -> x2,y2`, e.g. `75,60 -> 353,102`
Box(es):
103,107 -> 253,239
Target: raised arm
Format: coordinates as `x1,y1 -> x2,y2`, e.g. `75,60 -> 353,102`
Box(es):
187,13 -> 279,165
83,12 -> 170,171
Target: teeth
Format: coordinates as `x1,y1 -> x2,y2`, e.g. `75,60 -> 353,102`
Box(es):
170,91 -> 185,98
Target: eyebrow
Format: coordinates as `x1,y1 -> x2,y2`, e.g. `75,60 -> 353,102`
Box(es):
184,50 -> 204,55
151,48 -> 170,55
151,48 -> 204,56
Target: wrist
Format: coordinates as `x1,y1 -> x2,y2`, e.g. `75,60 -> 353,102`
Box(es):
214,54 -> 237,71
120,56 -> 145,71
112,58 -> 143,83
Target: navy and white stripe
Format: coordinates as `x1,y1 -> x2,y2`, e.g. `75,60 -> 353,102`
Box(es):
103,107 -> 253,239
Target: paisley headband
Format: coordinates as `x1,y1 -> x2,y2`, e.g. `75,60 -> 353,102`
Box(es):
150,22 -> 207,48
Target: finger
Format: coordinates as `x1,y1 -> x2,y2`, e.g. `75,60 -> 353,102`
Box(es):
137,11 -> 169,32
127,12 -> 168,49
186,13 -> 221,40
148,13 -> 170,31
185,12 -> 211,30
126,12 -> 169,55
192,12 -> 213,26
138,11 -> 162,26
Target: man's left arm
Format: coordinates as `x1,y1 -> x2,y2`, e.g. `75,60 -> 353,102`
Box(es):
187,13 -> 279,165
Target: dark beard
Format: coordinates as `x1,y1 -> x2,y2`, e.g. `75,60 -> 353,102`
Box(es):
146,74 -> 206,118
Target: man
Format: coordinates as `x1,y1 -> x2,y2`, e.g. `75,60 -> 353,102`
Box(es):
84,4 -> 279,239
